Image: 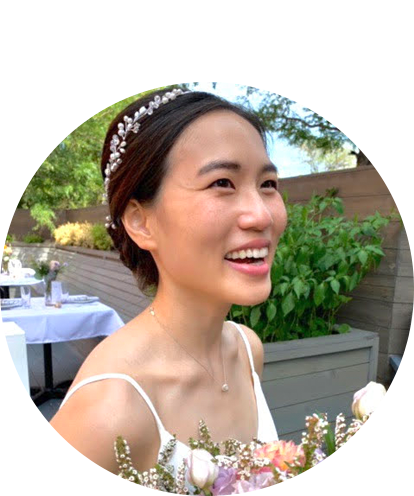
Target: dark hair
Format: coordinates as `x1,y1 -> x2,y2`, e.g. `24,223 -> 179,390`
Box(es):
101,86 -> 268,296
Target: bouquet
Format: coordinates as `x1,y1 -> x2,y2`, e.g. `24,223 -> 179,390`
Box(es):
114,382 -> 386,494
2,243 -> 13,273
30,259 -> 67,283
29,259 -> 68,304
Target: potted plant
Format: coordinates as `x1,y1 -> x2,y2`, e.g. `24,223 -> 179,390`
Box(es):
228,192 -> 393,441
30,259 -> 68,305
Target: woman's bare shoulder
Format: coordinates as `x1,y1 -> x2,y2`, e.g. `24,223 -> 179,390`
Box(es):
234,323 -> 265,380
51,373 -> 161,473
50,318 -> 162,473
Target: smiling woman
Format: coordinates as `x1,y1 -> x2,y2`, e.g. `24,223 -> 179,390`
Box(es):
50,86 -> 288,489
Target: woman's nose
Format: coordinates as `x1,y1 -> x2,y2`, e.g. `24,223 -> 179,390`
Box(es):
237,192 -> 274,231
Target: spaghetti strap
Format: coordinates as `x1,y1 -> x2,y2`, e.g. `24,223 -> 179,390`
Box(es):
59,373 -> 166,434
227,321 -> 256,375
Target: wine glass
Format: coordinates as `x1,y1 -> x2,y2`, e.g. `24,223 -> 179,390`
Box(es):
20,285 -> 31,308
61,281 -> 70,303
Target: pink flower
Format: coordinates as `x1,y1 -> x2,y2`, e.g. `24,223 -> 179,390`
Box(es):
211,468 -> 238,495
232,473 -> 275,493
254,440 -> 305,473
49,260 -> 60,271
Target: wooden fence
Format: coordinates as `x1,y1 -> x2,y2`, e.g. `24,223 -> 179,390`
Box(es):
7,166 -> 413,384
278,165 -> 413,385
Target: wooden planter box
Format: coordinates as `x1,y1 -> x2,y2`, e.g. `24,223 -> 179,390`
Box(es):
262,329 -> 379,443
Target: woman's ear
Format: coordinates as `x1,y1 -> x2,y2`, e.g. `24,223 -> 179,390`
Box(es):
121,200 -> 157,251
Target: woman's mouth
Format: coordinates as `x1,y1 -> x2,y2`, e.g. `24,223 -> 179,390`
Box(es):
224,247 -> 268,264
224,247 -> 270,275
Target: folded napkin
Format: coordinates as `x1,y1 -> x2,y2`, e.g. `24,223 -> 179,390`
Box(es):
22,268 -> 36,277
1,298 -> 23,308
64,295 -> 100,304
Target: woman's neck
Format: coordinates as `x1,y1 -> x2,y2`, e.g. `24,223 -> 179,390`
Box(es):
148,288 -> 232,361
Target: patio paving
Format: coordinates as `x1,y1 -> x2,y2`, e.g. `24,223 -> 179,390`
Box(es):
27,337 -> 103,420
38,398 -> 62,421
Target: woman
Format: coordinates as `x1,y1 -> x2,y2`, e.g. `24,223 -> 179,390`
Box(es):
50,87 -> 288,479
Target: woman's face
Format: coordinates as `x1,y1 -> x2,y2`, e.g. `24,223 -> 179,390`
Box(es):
148,110 -> 288,307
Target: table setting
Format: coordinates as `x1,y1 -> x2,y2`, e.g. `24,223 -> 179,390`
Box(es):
2,292 -> 124,405
0,260 -> 43,298
1,294 -> 124,343
1,256 -> 124,405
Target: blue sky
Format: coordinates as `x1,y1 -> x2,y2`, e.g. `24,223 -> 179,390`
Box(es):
193,82 -> 312,178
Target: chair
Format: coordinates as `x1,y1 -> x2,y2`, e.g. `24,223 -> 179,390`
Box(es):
8,259 -> 22,277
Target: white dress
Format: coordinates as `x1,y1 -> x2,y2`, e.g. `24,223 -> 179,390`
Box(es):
59,321 -> 278,485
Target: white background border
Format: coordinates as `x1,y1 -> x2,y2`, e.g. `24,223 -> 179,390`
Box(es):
1,2 -> 413,494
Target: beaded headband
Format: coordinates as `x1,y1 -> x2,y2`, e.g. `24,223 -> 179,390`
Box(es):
103,88 -> 188,229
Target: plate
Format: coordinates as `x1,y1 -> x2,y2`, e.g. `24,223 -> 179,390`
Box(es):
22,268 -> 36,277
65,295 -> 100,304
1,298 -> 23,310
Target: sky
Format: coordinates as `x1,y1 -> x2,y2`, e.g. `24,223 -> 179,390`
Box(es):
193,82 -> 314,178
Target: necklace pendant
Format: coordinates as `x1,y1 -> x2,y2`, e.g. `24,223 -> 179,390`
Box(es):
222,383 -> 229,392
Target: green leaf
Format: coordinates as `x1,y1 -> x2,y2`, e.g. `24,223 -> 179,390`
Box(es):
271,264 -> 284,284
333,199 -> 344,215
250,306 -> 261,328
266,301 -> 277,321
341,275 -> 350,291
314,283 -> 325,306
282,292 -> 296,316
349,272 -> 359,291
324,422 -> 336,456
293,279 -> 305,298
330,279 -> 340,294
278,282 -> 289,296
367,246 -> 385,256
336,323 -> 351,334
301,207 -> 309,223
319,200 -> 328,212
358,250 -> 368,265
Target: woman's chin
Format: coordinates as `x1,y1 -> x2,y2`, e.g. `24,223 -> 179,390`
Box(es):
231,285 -> 272,308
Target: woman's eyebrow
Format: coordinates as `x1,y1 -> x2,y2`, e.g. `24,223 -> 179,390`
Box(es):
197,160 -> 278,176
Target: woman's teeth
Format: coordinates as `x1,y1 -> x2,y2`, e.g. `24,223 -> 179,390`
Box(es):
225,247 -> 269,260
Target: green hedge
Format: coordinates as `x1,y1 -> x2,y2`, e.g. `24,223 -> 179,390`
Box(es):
228,192 -> 394,342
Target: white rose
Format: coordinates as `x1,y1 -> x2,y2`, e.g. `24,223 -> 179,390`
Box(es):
352,381 -> 386,420
185,449 -> 219,490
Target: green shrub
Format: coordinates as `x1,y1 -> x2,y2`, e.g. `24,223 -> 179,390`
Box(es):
23,233 -> 44,244
71,222 -> 94,249
54,222 -> 94,248
6,234 -> 16,243
91,223 -> 113,251
53,221 -> 113,250
228,192 -> 393,342
53,222 -> 79,246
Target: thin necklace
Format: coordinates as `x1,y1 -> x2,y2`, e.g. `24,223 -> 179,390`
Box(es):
149,306 -> 229,392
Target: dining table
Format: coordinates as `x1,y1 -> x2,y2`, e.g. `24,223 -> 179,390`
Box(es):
0,271 -> 43,298
1,296 -> 124,405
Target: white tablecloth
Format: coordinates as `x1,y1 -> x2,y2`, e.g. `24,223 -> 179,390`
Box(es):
1,297 -> 124,344
3,321 -> 30,393
0,275 -> 43,287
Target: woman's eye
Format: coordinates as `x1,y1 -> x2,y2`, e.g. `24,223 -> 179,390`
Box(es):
210,178 -> 235,189
262,179 -> 278,190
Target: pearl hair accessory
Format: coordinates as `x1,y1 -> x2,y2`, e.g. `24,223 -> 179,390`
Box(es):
103,88 -> 188,229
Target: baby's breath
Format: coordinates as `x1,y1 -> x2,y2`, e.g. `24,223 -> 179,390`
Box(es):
115,411 -> 371,493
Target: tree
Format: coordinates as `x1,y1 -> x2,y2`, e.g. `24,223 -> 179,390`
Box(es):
194,84 -> 370,168
299,142 -> 357,174
18,87 -> 166,232
20,82 -> 367,233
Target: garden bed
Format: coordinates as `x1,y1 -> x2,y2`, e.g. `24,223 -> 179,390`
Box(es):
263,328 -> 379,442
